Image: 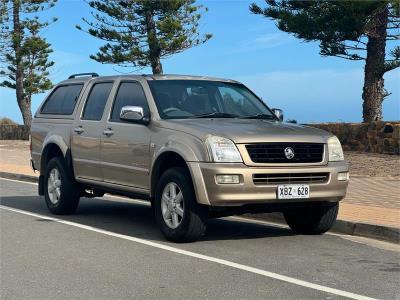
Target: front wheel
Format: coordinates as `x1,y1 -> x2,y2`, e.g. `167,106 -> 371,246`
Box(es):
154,167 -> 207,242
283,202 -> 339,234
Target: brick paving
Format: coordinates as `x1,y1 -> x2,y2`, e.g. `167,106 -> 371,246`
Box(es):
1,141 -> 399,228
339,203 -> 399,229
345,177 -> 399,209
340,177 -> 400,228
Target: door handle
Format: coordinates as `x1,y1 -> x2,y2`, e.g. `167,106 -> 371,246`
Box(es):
74,127 -> 84,134
103,128 -> 114,137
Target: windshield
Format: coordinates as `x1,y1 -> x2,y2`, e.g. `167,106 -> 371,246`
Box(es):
148,80 -> 275,120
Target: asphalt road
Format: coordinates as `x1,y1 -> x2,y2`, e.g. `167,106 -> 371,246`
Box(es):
1,178 -> 399,300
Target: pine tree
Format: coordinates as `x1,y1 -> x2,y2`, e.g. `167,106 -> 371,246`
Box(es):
76,0 -> 212,74
0,0 -> 56,127
250,0 -> 400,122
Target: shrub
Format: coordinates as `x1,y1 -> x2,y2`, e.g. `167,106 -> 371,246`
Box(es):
0,117 -> 18,125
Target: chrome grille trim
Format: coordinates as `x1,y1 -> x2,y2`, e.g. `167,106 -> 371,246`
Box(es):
253,172 -> 330,185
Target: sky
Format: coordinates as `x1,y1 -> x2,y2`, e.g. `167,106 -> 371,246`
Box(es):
1,0 -> 399,124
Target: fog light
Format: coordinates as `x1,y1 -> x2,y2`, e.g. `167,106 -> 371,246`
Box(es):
337,172 -> 349,181
216,175 -> 240,184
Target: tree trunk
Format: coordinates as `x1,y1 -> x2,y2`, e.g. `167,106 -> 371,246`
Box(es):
362,6 -> 388,122
18,96 -> 32,127
13,0 -> 31,127
145,9 -> 163,74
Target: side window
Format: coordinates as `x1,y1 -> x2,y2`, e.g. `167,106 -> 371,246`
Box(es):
110,82 -> 149,122
82,82 -> 113,121
41,84 -> 83,115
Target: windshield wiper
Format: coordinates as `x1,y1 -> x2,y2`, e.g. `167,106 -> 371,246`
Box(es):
240,113 -> 276,120
192,112 -> 239,118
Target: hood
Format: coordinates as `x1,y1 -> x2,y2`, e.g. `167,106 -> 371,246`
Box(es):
157,119 -> 331,144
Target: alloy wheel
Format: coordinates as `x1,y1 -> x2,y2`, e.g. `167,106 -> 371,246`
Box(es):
48,168 -> 62,204
161,182 -> 184,229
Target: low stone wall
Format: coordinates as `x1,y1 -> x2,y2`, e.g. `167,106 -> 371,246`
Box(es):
1,122 -> 399,154
0,125 -> 30,140
310,122 -> 400,155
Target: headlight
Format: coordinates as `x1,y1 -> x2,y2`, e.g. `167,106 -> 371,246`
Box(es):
327,136 -> 344,161
205,136 -> 242,163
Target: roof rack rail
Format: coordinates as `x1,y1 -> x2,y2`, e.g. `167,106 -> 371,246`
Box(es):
68,73 -> 99,79
141,74 -> 155,80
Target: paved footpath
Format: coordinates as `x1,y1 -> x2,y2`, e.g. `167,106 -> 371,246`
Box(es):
1,141 -> 399,229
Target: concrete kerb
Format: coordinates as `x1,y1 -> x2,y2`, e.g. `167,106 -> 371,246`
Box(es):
0,171 -> 398,244
247,213 -> 399,244
0,171 -> 38,183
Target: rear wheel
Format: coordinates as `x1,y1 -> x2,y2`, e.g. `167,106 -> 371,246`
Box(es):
283,202 -> 339,234
44,157 -> 80,215
154,167 -> 207,242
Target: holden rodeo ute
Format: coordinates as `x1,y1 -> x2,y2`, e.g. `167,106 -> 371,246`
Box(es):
30,73 -> 349,242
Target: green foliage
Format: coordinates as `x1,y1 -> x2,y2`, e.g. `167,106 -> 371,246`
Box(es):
250,0 -> 400,121
250,0 -> 399,65
0,117 -> 17,125
385,46 -> 400,72
77,0 -> 212,73
0,0 -> 56,99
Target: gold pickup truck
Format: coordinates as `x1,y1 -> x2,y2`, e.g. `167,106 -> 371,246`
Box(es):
31,73 -> 349,242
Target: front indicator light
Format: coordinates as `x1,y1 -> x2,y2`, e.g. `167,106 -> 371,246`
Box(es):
337,172 -> 349,181
216,175 -> 240,184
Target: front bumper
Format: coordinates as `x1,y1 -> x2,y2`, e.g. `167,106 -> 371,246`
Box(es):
188,161 -> 349,206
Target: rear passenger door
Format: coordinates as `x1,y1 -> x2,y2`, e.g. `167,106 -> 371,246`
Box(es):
71,81 -> 114,182
101,81 -> 151,191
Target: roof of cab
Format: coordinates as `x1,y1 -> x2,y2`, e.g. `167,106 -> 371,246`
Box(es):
59,73 -> 240,85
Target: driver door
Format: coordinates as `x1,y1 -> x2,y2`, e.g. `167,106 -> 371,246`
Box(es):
100,81 -> 151,191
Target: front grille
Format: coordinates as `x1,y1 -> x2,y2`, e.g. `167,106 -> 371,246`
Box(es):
253,173 -> 330,185
246,143 -> 324,163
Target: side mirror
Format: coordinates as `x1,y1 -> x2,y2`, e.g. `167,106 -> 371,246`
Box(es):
272,108 -> 284,121
120,106 -> 149,124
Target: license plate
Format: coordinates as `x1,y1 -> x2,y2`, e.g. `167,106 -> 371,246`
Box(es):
277,184 -> 310,199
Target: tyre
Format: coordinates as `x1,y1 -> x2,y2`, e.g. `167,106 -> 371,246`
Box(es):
44,157 -> 80,215
283,202 -> 339,234
154,167 -> 207,242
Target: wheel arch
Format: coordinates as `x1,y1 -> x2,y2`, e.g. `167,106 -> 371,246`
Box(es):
150,151 -> 192,200
39,139 -> 75,195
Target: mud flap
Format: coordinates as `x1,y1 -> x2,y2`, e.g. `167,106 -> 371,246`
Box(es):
38,175 -> 44,195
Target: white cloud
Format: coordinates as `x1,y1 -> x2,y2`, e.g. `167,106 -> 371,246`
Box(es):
234,68 -> 399,123
50,50 -> 85,66
48,50 -> 87,82
236,68 -> 363,100
230,32 -> 293,54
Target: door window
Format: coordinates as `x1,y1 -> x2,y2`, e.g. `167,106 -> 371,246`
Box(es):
82,82 -> 113,121
110,82 -> 149,122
